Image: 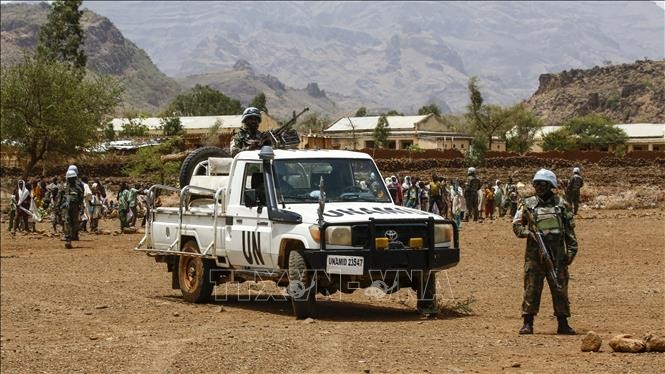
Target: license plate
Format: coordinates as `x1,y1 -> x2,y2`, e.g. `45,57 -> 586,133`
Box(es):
326,255 -> 364,275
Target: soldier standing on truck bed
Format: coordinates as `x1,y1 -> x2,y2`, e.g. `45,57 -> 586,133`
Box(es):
512,169 -> 578,335
231,107 -> 264,156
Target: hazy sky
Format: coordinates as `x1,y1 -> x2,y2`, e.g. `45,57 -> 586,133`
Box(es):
2,0 -> 665,6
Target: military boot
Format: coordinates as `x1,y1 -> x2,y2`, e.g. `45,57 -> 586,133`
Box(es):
65,240 -> 72,249
556,317 -> 576,335
519,314 -> 534,335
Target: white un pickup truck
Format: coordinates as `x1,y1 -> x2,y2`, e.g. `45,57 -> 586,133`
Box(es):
136,146 -> 460,318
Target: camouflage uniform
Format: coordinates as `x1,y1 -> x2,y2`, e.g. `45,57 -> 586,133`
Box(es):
62,178 -> 83,246
231,127 -> 263,156
464,174 -> 481,221
8,195 -> 17,232
118,188 -> 130,230
565,174 -> 584,215
512,194 -> 578,318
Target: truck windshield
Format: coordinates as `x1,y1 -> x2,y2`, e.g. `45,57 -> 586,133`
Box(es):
273,158 -> 391,203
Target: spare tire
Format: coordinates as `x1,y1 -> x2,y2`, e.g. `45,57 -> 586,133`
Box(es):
179,146 -> 230,188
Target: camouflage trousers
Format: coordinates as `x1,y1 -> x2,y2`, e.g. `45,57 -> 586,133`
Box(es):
119,209 -> 128,230
464,192 -> 479,221
63,204 -> 81,241
8,210 -> 16,231
522,255 -> 571,317
566,190 -> 580,215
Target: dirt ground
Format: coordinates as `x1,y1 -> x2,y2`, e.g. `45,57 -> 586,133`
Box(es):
1,207 -> 663,373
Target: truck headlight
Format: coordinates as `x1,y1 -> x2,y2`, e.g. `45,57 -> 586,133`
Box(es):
434,223 -> 453,244
325,226 -> 352,246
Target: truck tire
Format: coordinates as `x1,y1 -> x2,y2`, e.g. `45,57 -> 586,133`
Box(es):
179,146 -> 230,188
415,271 -> 438,316
287,250 -> 316,319
178,240 -> 215,303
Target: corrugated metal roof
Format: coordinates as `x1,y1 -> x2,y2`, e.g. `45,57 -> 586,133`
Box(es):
325,115 -> 430,132
111,115 -> 244,132
537,123 -> 665,139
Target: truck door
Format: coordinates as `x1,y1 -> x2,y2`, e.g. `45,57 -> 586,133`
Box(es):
227,162 -> 274,270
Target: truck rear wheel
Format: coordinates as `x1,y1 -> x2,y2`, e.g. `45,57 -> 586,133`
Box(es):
179,146 -> 230,188
178,240 -> 215,303
288,250 -> 316,319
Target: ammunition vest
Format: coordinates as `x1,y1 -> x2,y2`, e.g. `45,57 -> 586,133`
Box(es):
533,205 -> 563,236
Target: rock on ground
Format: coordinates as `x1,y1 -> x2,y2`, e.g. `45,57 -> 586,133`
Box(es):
608,334 -> 646,353
644,334 -> 665,352
581,331 -> 602,352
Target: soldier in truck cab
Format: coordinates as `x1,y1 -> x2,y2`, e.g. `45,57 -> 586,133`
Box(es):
231,107 -> 264,156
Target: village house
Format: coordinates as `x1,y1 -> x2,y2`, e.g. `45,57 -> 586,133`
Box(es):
532,123 -> 665,152
110,114 -> 280,148
302,114 -> 506,152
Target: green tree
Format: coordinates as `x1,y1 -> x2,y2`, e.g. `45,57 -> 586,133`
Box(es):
250,92 -> 268,113
103,122 -> 116,141
37,0 -> 86,70
541,128 -> 575,152
465,77 -> 513,152
418,104 -> 441,116
465,138 -> 488,166
355,107 -> 368,117
542,114 -> 627,152
119,115 -> 149,137
166,84 -> 242,116
160,116 -> 183,136
563,114 -> 627,150
503,104 -> 544,154
1,56 -> 121,178
373,115 -> 390,148
124,137 -> 184,184
384,110 -> 404,116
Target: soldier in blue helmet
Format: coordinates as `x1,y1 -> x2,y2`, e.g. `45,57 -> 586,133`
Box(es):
512,169 -> 579,335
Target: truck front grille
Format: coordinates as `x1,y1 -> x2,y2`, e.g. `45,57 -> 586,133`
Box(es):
351,223 -> 429,249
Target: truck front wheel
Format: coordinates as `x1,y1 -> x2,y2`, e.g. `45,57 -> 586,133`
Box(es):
287,250 -> 316,319
415,271 -> 438,316
178,240 -> 215,303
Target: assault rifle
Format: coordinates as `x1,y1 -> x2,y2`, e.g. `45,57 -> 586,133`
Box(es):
522,207 -> 562,289
260,107 -> 309,149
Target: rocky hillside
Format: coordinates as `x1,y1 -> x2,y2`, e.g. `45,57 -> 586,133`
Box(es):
525,60 -> 665,125
178,60 -> 339,119
84,1 -> 664,115
0,2 -> 180,114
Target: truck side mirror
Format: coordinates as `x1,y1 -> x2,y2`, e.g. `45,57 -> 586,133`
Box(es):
244,189 -> 258,207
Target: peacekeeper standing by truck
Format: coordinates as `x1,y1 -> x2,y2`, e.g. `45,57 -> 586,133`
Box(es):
512,169 -> 578,335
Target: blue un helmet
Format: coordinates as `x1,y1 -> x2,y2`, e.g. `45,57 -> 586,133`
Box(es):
66,168 -> 77,179
532,168 -> 557,188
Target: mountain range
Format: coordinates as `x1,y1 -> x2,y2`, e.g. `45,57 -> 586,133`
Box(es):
82,1 -> 665,115
1,2 -> 180,113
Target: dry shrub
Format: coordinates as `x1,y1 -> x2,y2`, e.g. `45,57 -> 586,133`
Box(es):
437,295 -> 477,317
590,185 -> 662,209
580,184 -> 600,202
